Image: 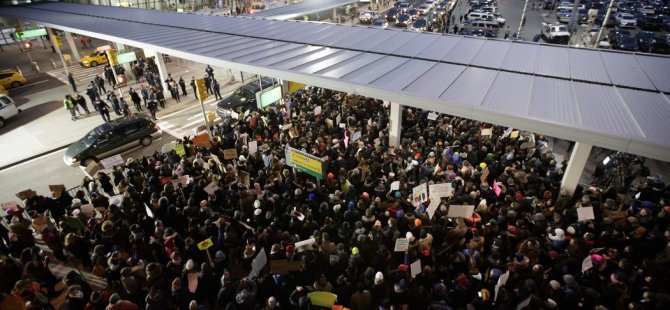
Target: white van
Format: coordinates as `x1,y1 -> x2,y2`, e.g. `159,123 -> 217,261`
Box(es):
0,94 -> 21,128
469,20 -> 500,34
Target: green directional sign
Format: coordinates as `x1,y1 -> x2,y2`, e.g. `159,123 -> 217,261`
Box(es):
115,51 -> 137,64
256,85 -> 282,109
15,28 -> 47,40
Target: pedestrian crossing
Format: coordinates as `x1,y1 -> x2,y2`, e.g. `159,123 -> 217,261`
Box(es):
46,64 -> 106,91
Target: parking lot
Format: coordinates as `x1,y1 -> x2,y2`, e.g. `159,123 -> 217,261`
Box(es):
359,0 -> 670,53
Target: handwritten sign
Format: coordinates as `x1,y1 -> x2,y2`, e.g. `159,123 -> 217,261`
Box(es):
223,148 -> 238,160
390,181 -> 400,191
481,128 -> 492,136
412,183 -> 429,207
249,248 -> 267,278
248,140 -> 258,155
352,131 -> 362,142
204,182 -> 219,195
108,195 -> 124,206
410,260 -> 422,278
100,154 -> 124,169
295,238 -> 316,252
394,238 -> 409,252
577,206 -> 595,222
192,133 -> 211,148
427,199 -> 440,220
48,184 -> 66,198
429,183 -> 453,199
447,205 -> 475,218
314,106 -> 322,115
171,175 -> 190,189
427,112 -> 438,121
175,143 -> 186,156
197,238 -> 213,250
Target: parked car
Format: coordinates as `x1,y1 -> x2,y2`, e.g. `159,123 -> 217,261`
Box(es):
0,69 -> 27,89
408,8 -> 419,19
595,11 -> 616,27
646,39 -> 670,54
371,18 -> 389,28
470,28 -> 497,37
615,13 -> 637,27
412,18 -> 428,31
637,14 -> 664,30
613,34 -> 640,51
63,114 -> 162,166
557,1 -> 573,11
541,22 -> 571,43
418,4 -> 430,15
557,10 -> 572,23
577,8 -> 589,23
0,94 -> 21,129
637,31 -> 658,51
398,2 -> 411,13
543,0 -> 555,10
359,11 -> 377,24
386,7 -> 400,22
396,13 -> 412,27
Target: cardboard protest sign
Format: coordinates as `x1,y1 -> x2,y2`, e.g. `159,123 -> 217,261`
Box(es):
187,272 -> 198,293
192,133 -> 212,148
239,171 -> 250,187
49,185 -> 66,198
197,238 -> 213,251
249,248 -> 267,278
270,259 -> 302,274
223,148 -> 238,160
326,119 -> 334,128
412,183 -> 429,207
282,123 -> 293,131
204,182 -> 219,195
84,161 -> 103,177
410,260 -> 422,278
248,140 -> 258,155
447,205 -> 475,218
16,189 -> 37,200
100,154 -> 124,169
427,112 -> 438,121
394,238 -> 409,252
577,206 -> 595,222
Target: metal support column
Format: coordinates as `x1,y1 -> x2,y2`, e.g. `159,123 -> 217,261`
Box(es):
64,31 -> 80,61
389,102 -> 402,148
46,28 -> 69,77
154,51 -> 169,93
561,142 -> 593,195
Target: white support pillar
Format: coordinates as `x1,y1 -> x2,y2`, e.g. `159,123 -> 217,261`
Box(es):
154,51 -> 169,93
561,142 -> 593,195
389,102 -> 402,148
46,28 -> 69,78
114,42 -> 133,80
63,31 -> 80,61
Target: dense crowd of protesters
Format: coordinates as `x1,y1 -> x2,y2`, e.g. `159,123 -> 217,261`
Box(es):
2,85 -> 670,310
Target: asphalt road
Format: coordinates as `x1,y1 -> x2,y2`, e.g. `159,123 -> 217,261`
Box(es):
0,132 -> 175,203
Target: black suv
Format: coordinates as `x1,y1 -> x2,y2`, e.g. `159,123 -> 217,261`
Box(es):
64,114 -> 161,166
215,77 -> 277,120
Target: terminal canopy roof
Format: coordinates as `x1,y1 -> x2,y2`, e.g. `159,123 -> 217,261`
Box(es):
3,3 -> 670,162
244,0 -> 359,20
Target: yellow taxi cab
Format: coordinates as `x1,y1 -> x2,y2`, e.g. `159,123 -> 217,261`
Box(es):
79,50 -> 110,67
0,69 -> 28,89
0,85 -> 8,95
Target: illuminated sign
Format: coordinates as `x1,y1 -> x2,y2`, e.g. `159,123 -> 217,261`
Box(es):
255,84 -> 282,109
285,146 -> 325,179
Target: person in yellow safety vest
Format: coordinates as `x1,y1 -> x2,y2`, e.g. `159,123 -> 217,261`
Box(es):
64,95 -> 77,121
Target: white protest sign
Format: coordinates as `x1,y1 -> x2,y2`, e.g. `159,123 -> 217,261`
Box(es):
108,195 -> 124,206
502,127 -> 514,139
429,183 -> 453,199
172,175 -> 190,189
494,270 -> 510,302
390,181 -> 400,191
447,205 -> 475,218
100,154 -> 125,169
249,248 -> 267,278
352,131 -> 362,142
314,106 -> 322,115
394,238 -> 409,252
295,238 -> 316,252
577,206 -> 595,222
412,183 -> 429,207
248,140 -> 258,155
410,260 -> 422,278
427,199 -> 440,220
481,128 -> 492,136
336,114 -> 341,125
145,203 -> 154,218
581,255 -> 593,273
427,112 -> 438,121
204,182 -> 219,195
